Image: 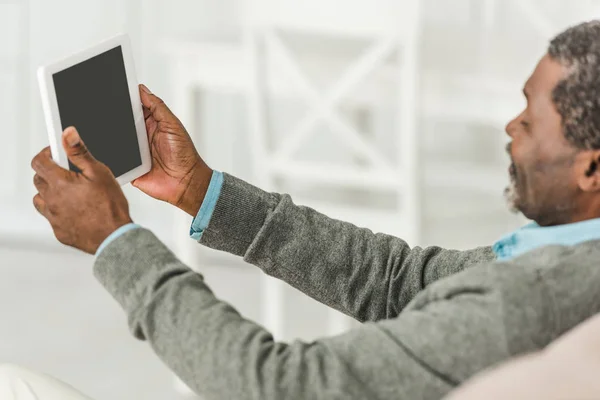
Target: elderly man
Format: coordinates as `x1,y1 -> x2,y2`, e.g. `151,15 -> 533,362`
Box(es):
15,20 -> 600,400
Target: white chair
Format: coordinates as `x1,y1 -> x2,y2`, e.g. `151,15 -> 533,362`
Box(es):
242,0 -> 423,339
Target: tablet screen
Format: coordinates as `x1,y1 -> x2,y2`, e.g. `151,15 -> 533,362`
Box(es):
52,46 -> 142,177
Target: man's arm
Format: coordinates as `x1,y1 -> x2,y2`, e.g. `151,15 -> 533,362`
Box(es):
95,228 -> 508,400
128,85 -> 495,321
197,173 -> 494,321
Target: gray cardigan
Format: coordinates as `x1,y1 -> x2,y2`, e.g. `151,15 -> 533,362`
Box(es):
94,173 -> 600,400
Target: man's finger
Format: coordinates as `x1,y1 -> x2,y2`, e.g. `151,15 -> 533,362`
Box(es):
31,147 -> 65,180
33,194 -> 48,217
139,84 -> 177,123
143,105 -> 152,121
33,174 -> 49,194
62,127 -> 97,174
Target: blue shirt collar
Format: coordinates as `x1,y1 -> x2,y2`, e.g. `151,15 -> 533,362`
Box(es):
493,218 -> 600,261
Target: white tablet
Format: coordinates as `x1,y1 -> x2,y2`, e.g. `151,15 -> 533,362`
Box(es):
37,33 -> 151,185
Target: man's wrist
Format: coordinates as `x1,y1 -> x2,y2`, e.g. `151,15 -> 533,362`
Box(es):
177,167 -> 213,217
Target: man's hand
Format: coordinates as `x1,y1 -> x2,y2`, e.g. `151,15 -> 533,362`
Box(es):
31,127 -> 133,254
133,84 -> 213,216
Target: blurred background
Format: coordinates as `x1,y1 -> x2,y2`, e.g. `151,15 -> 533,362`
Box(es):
0,0 -> 598,398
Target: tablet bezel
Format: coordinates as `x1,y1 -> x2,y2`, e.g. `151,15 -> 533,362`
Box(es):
37,33 -> 151,186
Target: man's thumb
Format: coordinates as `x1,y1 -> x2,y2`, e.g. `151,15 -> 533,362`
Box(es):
62,127 -> 96,172
139,84 -> 175,122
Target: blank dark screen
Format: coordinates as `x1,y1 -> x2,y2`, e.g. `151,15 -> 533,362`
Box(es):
53,46 -> 141,177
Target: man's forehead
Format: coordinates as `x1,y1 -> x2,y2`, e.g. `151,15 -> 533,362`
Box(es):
527,54 -> 568,95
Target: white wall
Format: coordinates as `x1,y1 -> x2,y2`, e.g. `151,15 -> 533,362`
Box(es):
2,0 -> 597,244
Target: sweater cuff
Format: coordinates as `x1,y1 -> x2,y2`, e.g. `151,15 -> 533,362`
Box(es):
190,170 -> 224,241
95,223 -> 141,257
199,173 -> 280,257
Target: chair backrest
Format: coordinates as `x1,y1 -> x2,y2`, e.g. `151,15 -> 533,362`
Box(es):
242,0 -> 420,38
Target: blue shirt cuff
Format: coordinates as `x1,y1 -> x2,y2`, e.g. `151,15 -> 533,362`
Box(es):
190,170 -> 224,241
96,223 -> 141,256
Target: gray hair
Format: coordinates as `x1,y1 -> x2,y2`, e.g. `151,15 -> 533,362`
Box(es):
549,20 -> 600,149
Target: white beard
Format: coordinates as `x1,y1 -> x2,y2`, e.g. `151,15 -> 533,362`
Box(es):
504,175 -> 520,214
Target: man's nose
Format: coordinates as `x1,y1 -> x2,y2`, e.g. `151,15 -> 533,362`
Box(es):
505,117 -> 518,139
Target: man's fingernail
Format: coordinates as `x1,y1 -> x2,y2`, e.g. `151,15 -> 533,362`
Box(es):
140,84 -> 152,95
65,128 -> 80,147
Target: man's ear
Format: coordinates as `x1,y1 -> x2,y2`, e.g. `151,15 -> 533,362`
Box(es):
578,150 -> 600,192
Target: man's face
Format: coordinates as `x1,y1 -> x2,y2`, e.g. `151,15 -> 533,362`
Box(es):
505,54 -> 580,226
